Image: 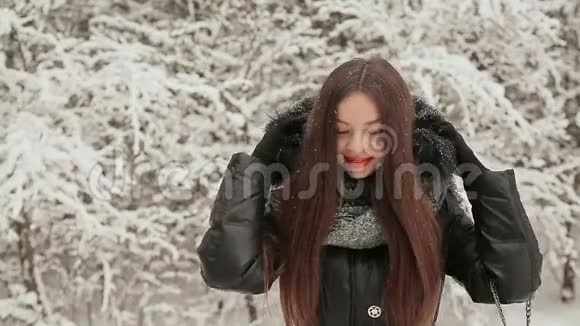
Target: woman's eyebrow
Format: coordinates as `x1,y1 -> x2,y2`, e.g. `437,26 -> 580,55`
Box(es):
336,118 -> 382,125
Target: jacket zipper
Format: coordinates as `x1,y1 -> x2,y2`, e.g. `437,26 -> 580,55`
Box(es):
350,249 -> 356,326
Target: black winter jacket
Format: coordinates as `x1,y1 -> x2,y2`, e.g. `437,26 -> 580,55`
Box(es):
196,96 -> 543,326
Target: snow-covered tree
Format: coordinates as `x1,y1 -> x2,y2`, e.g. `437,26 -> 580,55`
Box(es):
0,0 -> 577,325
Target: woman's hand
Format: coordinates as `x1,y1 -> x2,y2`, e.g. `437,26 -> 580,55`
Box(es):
251,119 -> 289,165
433,120 -> 490,176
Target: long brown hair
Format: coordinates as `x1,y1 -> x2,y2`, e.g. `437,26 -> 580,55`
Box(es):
262,57 -> 442,326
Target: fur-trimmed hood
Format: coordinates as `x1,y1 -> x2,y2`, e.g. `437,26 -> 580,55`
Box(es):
263,95 -> 466,213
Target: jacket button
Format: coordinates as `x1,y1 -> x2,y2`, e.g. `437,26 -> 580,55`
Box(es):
367,305 -> 382,318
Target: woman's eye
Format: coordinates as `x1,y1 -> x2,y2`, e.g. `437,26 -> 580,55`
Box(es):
337,130 -> 349,134
369,130 -> 385,135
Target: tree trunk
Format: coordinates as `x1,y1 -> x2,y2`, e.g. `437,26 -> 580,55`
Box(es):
561,222 -> 577,302
246,294 -> 258,322
15,210 -> 39,296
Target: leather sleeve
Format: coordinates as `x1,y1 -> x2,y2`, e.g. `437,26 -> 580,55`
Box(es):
443,169 -> 543,304
196,152 -> 278,294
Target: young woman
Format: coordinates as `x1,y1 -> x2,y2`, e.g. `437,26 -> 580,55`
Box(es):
196,57 -> 543,326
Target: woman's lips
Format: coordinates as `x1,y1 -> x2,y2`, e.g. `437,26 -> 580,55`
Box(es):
344,156 -> 373,168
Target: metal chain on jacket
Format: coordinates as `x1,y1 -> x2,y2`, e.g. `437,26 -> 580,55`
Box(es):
489,279 -> 533,326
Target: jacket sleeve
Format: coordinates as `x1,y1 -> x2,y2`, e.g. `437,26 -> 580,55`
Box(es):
443,168 -> 543,304
196,152 -> 279,294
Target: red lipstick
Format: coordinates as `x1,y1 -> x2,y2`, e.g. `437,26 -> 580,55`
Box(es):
345,156 -> 373,163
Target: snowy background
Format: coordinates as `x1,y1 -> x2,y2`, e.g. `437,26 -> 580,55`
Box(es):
0,0 -> 579,325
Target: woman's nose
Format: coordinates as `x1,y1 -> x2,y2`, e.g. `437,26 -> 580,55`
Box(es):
345,132 -> 367,154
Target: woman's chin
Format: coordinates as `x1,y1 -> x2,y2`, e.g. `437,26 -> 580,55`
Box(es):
346,170 -> 371,179
341,162 -> 375,178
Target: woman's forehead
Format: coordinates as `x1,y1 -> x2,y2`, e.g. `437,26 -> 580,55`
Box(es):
336,92 -> 382,126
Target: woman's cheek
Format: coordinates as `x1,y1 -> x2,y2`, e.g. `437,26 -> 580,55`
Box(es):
373,155 -> 385,170
367,133 -> 384,156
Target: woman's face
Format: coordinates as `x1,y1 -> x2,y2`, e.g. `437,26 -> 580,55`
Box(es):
336,91 -> 388,179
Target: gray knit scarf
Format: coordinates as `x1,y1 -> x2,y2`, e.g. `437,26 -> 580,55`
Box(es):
323,172 -> 466,249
